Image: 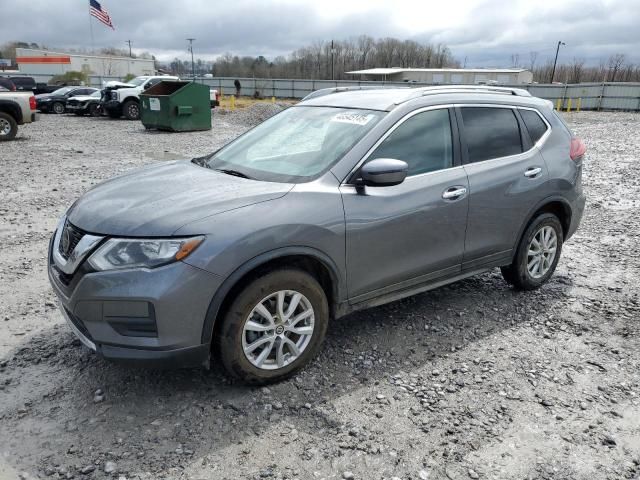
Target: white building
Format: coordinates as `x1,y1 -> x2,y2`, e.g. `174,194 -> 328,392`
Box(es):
16,48 -> 155,77
346,68 -> 533,85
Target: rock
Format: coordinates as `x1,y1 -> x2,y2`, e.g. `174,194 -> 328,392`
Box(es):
602,435 -> 617,446
342,472 -> 354,479
104,461 -> 117,473
80,465 -> 96,474
419,470 -> 429,479
468,469 -> 480,479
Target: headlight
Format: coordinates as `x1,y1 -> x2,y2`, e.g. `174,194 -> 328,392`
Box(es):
88,236 -> 203,271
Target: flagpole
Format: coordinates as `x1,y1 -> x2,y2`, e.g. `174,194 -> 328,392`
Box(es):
88,7 -> 95,54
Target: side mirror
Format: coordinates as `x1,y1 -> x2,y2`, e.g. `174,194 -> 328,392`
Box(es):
359,158 -> 408,187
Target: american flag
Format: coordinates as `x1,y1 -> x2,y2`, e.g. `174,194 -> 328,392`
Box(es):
89,0 -> 115,30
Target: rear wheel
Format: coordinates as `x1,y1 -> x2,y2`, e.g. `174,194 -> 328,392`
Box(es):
52,101 -> 65,114
0,112 -> 18,141
501,213 -> 563,290
216,269 -> 329,384
123,100 -> 140,120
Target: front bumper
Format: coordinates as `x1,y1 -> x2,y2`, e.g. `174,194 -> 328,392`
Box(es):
103,100 -> 122,113
48,230 -> 222,367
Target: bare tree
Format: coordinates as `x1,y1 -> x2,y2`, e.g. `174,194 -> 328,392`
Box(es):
510,53 -> 520,68
529,51 -> 538,71
608,53 -> 625,82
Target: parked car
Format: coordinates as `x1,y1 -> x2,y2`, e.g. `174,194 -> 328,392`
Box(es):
66,90 -> 102,116
36,86 -> 98,114
101,75 -> 178,120
7,76 -> 36,92
0,89 -> 37,140
48,85 -> 586,383
0,77 -> 16,91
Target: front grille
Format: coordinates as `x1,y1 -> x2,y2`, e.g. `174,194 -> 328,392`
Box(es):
59,220 -> 85,260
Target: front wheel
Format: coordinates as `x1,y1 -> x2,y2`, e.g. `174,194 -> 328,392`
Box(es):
501,213 -> 563,290
122,100 -> 140,120
216,269 -> 329,384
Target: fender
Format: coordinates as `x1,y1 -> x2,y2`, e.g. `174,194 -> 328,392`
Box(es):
200,246 -> 344,344
0,99 -> 22,124
511,194 -> 573,257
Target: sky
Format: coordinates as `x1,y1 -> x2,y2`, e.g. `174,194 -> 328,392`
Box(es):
2,0 -> 639,67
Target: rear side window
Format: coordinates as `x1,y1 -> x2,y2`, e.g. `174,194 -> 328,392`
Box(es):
520,109 -> 548,143
369,108 -> 453,176
461,107 -> 522,163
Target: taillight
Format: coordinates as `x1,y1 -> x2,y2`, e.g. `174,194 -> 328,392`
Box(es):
570,137 -> 586,161
29,95 -> 36,110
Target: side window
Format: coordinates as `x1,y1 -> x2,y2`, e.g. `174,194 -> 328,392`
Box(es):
520,109 -> 549,144
369,109 -> 453,176
461,107 -> 522,163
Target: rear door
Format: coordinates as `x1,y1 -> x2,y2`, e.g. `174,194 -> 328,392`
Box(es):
457,105 -> 549,269
341,106 -> 469,302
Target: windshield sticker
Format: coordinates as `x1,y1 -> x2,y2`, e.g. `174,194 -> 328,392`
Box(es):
331,112 -> 373,126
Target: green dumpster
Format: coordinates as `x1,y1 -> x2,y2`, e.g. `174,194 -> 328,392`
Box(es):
140,81 -> 211,132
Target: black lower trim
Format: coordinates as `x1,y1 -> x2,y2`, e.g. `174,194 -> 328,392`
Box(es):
97,343 -> 210,368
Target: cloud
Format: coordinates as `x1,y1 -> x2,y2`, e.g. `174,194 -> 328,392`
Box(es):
1,0 -> 638,66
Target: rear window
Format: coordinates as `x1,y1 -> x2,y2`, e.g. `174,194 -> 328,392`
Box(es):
520,109 -> 548,143
461,107 -> 522,163
10,77 -> 35,89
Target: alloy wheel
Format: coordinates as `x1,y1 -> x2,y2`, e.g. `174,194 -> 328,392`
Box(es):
0,118 -> 11,136
527,225 -> 557,279
242,290 -> 315,370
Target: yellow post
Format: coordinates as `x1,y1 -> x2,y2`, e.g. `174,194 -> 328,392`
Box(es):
271,96 -> 276,103
555,98 -> 561,110
576,98 -> 581,112
566,98 -> 572,112
230,95 -> 235,111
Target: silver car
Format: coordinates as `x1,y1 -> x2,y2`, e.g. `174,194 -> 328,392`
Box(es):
48,86 -> 586,383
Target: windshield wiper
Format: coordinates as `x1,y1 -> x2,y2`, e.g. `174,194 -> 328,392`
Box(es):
214,168 -> 253,180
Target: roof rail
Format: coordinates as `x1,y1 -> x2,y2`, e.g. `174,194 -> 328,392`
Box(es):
420,85 -> 531,97
301,85 -> 408,102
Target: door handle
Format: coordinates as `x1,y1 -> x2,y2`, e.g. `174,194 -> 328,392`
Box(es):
442,186 -> 467,200
524,167 -> 542,178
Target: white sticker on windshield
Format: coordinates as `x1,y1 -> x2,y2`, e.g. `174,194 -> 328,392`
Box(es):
331,112 -> 373,126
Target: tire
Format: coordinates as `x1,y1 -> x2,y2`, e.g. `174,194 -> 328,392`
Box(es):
216,269 -> 329,384
0,112 -> 18,141
123,100 -> 140,120
52,102 -> 65,114
501,213 -> 563,290
88,103 -> 100,117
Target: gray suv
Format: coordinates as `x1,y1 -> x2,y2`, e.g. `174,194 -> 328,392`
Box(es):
48,86 -> 586,383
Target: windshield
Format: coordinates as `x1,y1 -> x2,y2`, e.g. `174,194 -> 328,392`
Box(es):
128,77 -> 147,86
203,106 -> 384,183
52,87 -> 74,96
91,90 -> 101,98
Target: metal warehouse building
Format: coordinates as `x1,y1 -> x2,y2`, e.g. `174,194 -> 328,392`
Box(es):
16,48 -> 155,77
346,68 -> 533,84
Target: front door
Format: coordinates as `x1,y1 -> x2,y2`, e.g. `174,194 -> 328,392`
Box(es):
340,107 -> 469,303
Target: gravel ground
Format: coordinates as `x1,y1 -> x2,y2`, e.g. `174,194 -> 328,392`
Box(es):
0,109 -> 638,480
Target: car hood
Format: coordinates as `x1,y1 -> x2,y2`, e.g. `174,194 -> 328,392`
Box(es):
104,81 -> 135,89
35,93 -> 53,99
67,160 -> 293,236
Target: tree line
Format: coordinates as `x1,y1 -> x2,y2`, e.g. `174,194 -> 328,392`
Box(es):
205,36 -> 458,80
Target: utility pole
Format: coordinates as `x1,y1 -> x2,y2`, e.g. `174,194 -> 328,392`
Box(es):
187,38 -> 196,80
125,40 -> 132,58
550,41 -> 565,83
330,40 -> 335,80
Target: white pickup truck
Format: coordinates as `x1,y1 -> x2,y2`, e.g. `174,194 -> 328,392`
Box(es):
101,75 -> 179,120
0,89 -> 37,140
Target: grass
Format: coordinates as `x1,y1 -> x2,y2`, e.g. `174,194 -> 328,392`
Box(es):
216,95 -> 297,110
